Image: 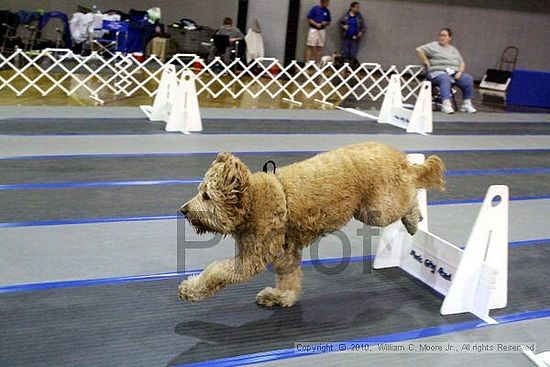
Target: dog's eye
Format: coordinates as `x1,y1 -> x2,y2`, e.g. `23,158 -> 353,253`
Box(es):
202,192 -> 210,201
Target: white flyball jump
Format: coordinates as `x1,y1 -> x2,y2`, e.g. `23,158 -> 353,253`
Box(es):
140,65 -> 178,122
522,347 -> 550,367
140,65 -> 202,134
374,154 -> 509,325
378,74 -> 433,134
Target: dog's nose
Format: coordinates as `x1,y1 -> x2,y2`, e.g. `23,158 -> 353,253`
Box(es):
179,205 -> 188,217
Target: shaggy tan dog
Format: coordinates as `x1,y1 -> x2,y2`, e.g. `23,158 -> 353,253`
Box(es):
178,142 -> 445,307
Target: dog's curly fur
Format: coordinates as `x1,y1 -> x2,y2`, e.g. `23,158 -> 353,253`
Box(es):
178,142 -> 445,307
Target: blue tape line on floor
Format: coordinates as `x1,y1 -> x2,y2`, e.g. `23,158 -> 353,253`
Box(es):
0,151 -> 320,160
0,194 -> 548,228
0,215 -> 178,228
429,195 -> 550,206
0,179 -> 203,190
175,309 -> 550,367
5,131 -> 550,136
1,148 -> 550,161
445,167 -> 550,176
1,168 -> 549,191
0,238 -> 547,294
0,272 -> 192,293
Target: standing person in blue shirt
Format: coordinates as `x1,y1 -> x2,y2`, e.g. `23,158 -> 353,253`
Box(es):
305,0 -> 331,65
339,2 -> 365,64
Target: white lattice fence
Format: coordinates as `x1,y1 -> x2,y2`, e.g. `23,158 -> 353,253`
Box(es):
0,48 -> 424,104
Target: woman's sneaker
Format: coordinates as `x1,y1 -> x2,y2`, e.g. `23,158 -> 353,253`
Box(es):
441,100 -> 454,114
460,99 -> 477,113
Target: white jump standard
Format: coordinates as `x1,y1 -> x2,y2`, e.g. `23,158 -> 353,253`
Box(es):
140,65 -> 203,134
374,154 -> 509,325
378,74 -> 433,134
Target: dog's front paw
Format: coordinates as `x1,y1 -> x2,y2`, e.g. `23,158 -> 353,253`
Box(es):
256,287 -> 278,307
178,275 -> 210,302
256,287 -> 298,308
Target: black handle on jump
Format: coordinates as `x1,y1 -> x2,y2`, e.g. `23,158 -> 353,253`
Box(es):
262,160 -> 276,174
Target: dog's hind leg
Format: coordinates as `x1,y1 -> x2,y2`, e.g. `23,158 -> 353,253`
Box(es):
256,247 -> 302,307
401,204 -> 423,235
354,207 -> 395,228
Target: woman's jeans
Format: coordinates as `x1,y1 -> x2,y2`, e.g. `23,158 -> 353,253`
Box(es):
341,37 -> 359,59
428,72 -> 474,101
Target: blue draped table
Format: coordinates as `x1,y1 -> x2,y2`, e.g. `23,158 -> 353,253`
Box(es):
507,69 -> 550,109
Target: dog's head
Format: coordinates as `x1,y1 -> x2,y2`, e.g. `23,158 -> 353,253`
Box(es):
180,152 -> 251,235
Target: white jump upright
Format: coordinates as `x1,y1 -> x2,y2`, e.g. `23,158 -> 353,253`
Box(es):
374,154 -> 509,324
522,347 -> 550,367
165,70 -> 203,134
378,74 -> 433,134
140,67 -> 202,134
140,65 -> 178,122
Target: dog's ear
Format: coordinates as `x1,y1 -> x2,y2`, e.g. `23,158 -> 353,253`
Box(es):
222,155 -> 250,195
215,152 -> 233,163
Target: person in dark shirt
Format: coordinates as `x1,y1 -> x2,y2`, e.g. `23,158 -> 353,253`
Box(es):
208,17 -> 244,63
339,2 -> 365,64
305,0 -> 331,65
216,17 -> 244,42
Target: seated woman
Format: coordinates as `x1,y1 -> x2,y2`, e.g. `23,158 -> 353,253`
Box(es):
416,28 -> 476,114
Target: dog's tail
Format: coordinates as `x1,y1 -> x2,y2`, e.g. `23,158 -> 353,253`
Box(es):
412,155 -> 445,190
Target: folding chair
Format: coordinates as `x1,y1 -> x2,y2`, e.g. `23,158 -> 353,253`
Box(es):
33,12 -> 71,50
0,23 -> 18,54
210,34 -> 244,64
213,34 -> 230,60
93,19 -> 129,56
422,70 -> 458,111
433,83 -> 458,110
0,10 -> 20,54
15,21 -> 40,52
499,46 -> 518,72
